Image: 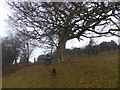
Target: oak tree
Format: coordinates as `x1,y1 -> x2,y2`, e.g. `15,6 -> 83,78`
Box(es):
8,2 -> 120,62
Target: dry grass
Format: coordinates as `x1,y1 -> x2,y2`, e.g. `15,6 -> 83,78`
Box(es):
2,51 -> 118,88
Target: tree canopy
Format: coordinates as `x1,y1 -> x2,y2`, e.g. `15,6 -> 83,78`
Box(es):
8,2 -> 120,62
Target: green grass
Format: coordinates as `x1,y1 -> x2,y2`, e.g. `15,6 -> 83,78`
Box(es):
3,51 -> 118,88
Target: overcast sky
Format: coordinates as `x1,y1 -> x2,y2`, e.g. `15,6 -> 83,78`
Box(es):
0,0 -> 119,62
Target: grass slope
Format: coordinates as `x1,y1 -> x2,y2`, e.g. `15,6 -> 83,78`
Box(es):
3,51 -> 118,88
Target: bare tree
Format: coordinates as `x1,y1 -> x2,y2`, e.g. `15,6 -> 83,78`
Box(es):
2,34 -> 21,68
15,32 -> 34,64
8,2 -> 120,62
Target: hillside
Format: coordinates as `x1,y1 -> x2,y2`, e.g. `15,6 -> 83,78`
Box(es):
2,51 -> 118,88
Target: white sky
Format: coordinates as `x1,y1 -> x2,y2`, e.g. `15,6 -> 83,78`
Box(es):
0,0 -> 9,37
0,0 -> 119,62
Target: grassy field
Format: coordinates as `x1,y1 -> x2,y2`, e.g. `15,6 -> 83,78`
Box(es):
2,51 -> 118,88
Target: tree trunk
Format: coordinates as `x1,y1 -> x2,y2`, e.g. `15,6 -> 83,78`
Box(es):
34,58 -> 35,64
54,37 -> 68,62
26,41 -> 29,64
14,58 -> 18,67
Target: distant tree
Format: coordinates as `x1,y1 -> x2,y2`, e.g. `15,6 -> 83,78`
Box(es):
37,54 -> 46,65
2,35 -> 21,69
92,40 -> 100,55
89,38 -> 95,55
10,31 -> 35,64
34,58 -> 36,64
118,43 -> 120,50
72,48 -> 80,55
109,40 -> 118,51
89,38 -> 95,47
99,40 -> 118,53
66,49 -> 72,55
99,42 -> 108,52
8,2 -> 120,62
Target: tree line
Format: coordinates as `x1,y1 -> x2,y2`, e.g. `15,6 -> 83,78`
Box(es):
2,33 -> 119,69
37,40 -> 118,64
2,32 -> 34,69
66,40 -> 118,56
